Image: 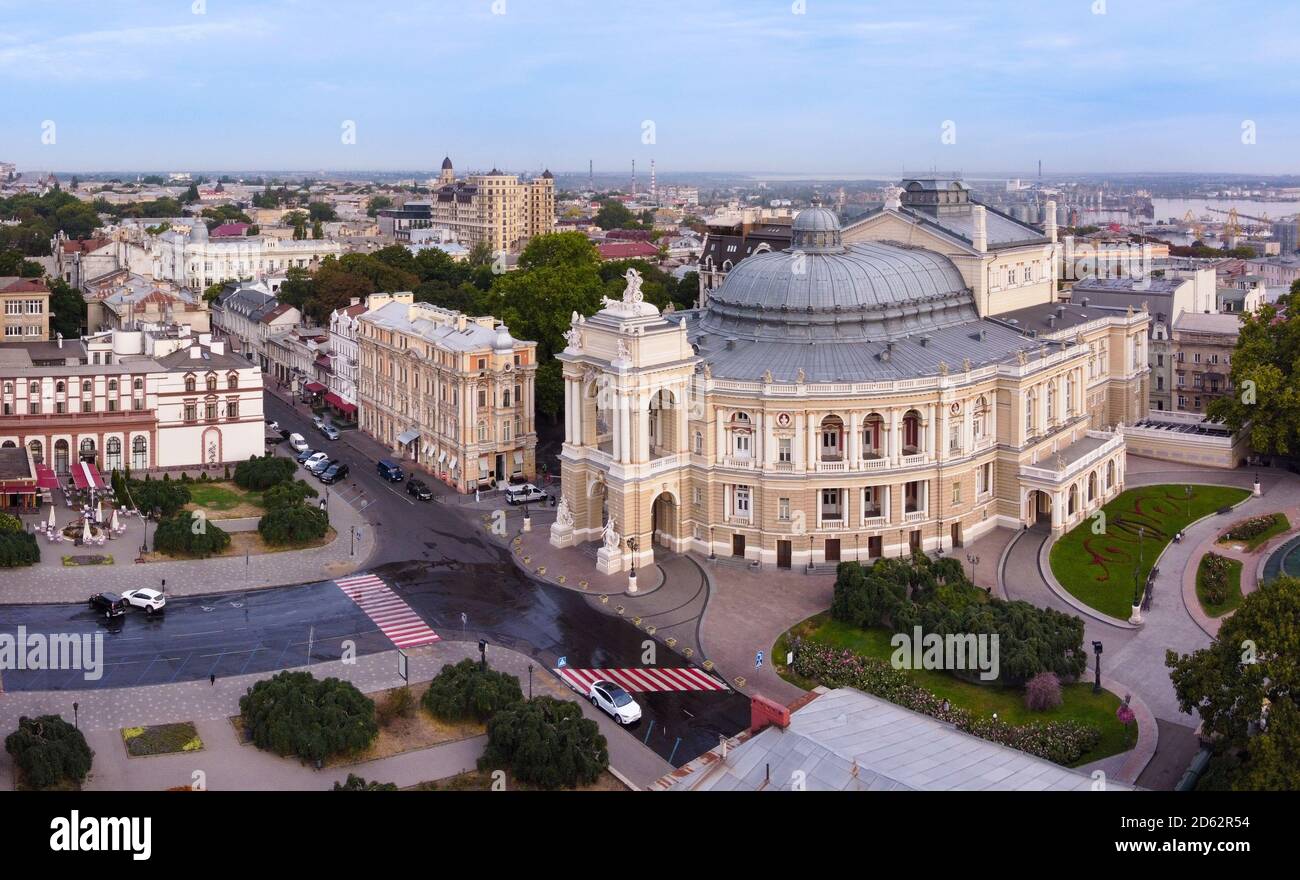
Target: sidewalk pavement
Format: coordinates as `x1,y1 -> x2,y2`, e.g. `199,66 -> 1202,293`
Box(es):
0,474 -> 374,605
0,638 -> 668,791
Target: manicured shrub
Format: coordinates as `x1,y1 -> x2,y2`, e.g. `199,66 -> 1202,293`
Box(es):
1024,671 -> 1063,712
333,773 -> 397,791
830,556 -> 1086,684
422,659 -> 523,723
5,715 -> 94,789
478,697 -> 607,789
262,479 -> 319,511
153,511 -> 231,557
0,532 -> 40,567
0,511 -> 23,534
258,503 -> 328,545
239,671 -> 377,763
1222,514 -> 1281,542
234,455 -> 297,491
128,475 -> 191,517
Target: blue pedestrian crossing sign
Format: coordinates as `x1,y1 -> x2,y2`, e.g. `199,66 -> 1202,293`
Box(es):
557,656 -> 567,668
755,650 -> 764,669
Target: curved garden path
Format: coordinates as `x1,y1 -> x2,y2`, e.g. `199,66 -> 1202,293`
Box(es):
1001,456 -> 1300,782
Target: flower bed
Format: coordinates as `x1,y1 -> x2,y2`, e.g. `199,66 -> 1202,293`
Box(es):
791,639 -> 1101,765
1218,513 -> 1290,552
1196,551 -> 1243,617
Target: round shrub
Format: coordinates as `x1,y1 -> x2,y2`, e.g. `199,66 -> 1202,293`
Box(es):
234,455 -> 297,491
0,532 -> 40,567
1024,671 -> 1063,712
262,479 -> 319,511
239,670 -> 378,763
5,715 -> 94,789
153,511 -> 230,557
258,503 -> 328,545
0,511 -> 23,534
478,696 -> 607,789
422,659 -> 523,723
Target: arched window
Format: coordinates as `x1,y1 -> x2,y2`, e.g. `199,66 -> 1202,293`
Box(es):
133,377 -> 143,390
693,431 -> 703,454
2,382 -> 10,394
206,373 -> 217,392
184,375 -> 196,393
105,437 -> 122,470
79,438 -> 95,461
108,379 -> 118,392
56,381 -> 65,393
29,381 -> 38,394
28,439 -> 42,464
227,372 -> 239,390
132,436 -> 148,470
82,380 -> 91,393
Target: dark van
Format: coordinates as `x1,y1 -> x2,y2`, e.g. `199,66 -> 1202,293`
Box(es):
377,459 -> 404,482
89,592 -> 128,618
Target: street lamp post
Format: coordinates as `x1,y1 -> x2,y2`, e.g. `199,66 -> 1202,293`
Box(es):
1092,640 -> 1103,694
1185,484 -> 1192,520
965,553 -> 980,584
527,663 -> 533,700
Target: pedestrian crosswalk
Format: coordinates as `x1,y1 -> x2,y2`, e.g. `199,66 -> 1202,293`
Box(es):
555,665 -> 725,693
335,573 -> 440,649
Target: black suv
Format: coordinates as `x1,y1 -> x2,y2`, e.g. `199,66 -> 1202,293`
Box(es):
406,478 -> 433,501
89,592 -> 128,618
319,462 -> 350,484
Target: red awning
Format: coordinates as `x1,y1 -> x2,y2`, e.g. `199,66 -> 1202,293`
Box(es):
70,461 -> 107,491
35,465 -> 59,490
303,381 -> 327,393
324,392 -> 357,414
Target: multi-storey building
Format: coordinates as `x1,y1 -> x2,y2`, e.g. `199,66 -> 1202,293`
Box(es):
356,299 -> 537,492
83,271 -> 210,334
553,209 -> 1148,574
379,158 -> 555,254
0,329 -> 263,475
0,277 -> 50,343
1171,312 -> 1240,414
209,282 -> 301,372
325,293 -> 410,420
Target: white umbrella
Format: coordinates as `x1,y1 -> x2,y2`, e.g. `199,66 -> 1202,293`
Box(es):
46,505 -> 56,530
109,508 -> 120,532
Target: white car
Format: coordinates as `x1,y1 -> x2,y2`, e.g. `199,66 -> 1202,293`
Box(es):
266,420 -> 280,433
588,680 -> 641,725
303,452 -> 329,470
121,588 -> 166,615
288,433 -> 309,453
320,424 -> 340,441
504,483 -> 547,505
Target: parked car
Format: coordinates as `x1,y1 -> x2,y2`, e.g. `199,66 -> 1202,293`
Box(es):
266,420 -> 280,433
588,680 -> 641,725
307,456 -> 336,476
319,462 -> 349,484
303,452 -> 329,471
320,424 -> 340,441
377,459 -> 404,482
88,592 -> 128,618
406,478 -> 433,501
121,588 -> 166,615
296,447 -> 319,464
312,415 -> 324,430
288,433 -> 309,453
504,483 -> 547,506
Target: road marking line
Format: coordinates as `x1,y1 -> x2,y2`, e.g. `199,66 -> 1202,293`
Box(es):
335,573 -> 439,648
554,666 -> 722,692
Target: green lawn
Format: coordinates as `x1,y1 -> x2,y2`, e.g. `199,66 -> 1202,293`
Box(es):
1217,512 -> 1291,552
1196,554 -> 1244,618
773,613 -> 1136,766
185,482 -> 264,517
1050,484 -> 1250,619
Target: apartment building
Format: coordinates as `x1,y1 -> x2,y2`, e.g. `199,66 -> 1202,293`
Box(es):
356,299 -> 537,493
0,277 -> 50,343
1171,312 -> 1240,415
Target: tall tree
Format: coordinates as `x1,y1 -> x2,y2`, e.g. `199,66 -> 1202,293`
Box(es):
47,279 -> 85,339
1207,285 -> 1300,455
1167,576 -> 1300,790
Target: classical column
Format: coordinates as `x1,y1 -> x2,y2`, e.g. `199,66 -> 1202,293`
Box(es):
935,405 -> 947,462
925,404 -> 936,458
794,413 -> 805,469
847,412 -> 859,467
888,409 -> 901,461
807,412 -> 819,467
675,384 -> 689,454
634,391 -> 650,463
563,379 -> 575,444
715,409 -> 726,459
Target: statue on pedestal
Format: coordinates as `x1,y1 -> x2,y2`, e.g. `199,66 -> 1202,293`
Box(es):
556,496 -> 574,528
601,515 -> 620,551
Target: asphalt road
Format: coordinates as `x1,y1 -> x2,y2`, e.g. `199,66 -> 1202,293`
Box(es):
0,394 -> 751,767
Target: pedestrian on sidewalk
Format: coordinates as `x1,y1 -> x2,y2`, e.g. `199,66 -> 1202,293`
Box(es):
210,673 -> 216,686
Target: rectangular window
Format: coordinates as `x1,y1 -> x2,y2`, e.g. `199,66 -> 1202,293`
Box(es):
952,482 -> 962,505
184,403 -> 196,421
778,437 -> 792,463
778,497 -> 791,521
206,401 -> 217,420
228,400 -> 239,419
734,486 -> 750,514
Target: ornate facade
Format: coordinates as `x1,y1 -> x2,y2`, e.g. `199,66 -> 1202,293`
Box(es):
554,209 -> 1149,573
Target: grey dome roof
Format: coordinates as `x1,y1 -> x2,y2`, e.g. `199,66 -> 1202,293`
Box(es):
793,206 -> 840,233
791,207 -> 843,251
441,156 -> 453,169
698,240 -> 976,343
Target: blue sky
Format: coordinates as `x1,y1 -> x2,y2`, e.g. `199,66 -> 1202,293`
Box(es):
2,0 -> 1299,174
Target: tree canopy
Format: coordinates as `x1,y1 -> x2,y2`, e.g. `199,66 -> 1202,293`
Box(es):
240,671 -> 378,763
1207,284 -> 1300,456
5,715 -> 94,789
478,696 -> 608,789
1167,575 -> 1300,790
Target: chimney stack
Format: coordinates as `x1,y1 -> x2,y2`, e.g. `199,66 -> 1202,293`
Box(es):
971,205 -> 987,253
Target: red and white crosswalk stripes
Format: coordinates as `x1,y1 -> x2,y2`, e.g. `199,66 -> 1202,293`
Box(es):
555,665 -> 725,694
335,573 -> 440,649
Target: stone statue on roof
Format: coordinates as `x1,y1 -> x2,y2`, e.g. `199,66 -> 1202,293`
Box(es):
796,368 -> 806,384
938,360 -> 949,376
623,267 -> 644,304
